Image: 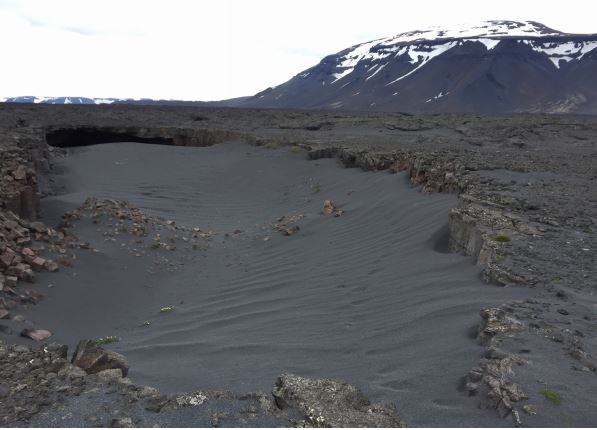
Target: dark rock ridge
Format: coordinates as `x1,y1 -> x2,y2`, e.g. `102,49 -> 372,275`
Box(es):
237,20 -> 597,114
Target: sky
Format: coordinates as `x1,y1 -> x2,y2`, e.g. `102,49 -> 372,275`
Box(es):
0,0 -> 595,101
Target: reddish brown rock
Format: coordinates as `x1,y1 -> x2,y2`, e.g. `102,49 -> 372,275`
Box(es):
72,340 -> 129,377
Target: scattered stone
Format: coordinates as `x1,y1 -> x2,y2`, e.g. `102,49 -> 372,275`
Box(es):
96,368 -> 124,383
322,199 -> 344,217
12,165 -> 27,181
110,417 -> 133,428
522,404 -> 537,415
138,386 -> 159,398
28,221 -> 47,234
72,339 -> 129,377
5,275 -> 18,288
272,213 -> 304,236
557,308 -> 569,316
30,256 -> 47,271
44,260 -> 59,272
20,328 -> 52,341
322,199 -> 336,215
280,225 -> 299,236
0,309 -> 9,319
478,307 -> 523,345
60,363 -> 88,379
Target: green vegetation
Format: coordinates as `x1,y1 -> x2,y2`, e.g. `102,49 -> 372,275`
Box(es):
160,305 -> 176,313
96,335 -> 121,344
290,145 -> 304,153
542,389 -> 562,406
311,182 -> 321,193
495,233 -> 511,243
149,242 -> 161,250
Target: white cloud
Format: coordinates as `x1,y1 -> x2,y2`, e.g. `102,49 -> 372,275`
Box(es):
0,0 -> 595,100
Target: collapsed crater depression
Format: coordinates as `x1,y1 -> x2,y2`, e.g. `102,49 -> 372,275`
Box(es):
28,141 -> 528,426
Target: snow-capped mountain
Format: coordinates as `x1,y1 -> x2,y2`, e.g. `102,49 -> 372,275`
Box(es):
239,21 -> 597,113
1,96 -> 239,107
3,96 -> 118,105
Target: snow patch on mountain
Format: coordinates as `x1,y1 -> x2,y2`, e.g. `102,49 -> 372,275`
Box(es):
366,63 -> 388,80
93,98 -> 115,104
377,20 -> 560,46
522,40 -> 597,68
386,41 -> 458,85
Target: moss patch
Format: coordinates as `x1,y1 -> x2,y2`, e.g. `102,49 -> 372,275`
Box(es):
542,389 -> 561,406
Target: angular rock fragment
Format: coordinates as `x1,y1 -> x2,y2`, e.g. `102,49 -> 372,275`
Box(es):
72,339 -> 129,377
30,256 -> 46,271
5,276 -> 18,289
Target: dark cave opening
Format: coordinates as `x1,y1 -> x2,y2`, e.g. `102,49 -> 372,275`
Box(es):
45,128 -> 175,148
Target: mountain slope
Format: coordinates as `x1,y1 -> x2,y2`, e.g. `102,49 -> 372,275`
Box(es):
238,21 -> 597,113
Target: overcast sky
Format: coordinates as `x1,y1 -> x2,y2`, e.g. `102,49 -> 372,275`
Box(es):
1,0 -> 595,101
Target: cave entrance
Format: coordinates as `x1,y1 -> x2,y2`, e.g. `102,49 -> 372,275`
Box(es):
45,127 -> 175,148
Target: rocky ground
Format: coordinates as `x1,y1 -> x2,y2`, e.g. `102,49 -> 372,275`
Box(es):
0,103 -> 596,426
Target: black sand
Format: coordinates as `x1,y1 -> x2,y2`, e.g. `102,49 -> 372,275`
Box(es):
21,142 -> 532,426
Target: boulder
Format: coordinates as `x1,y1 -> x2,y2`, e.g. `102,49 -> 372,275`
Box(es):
72,340 -> 129,377
272,373 -> 404,427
